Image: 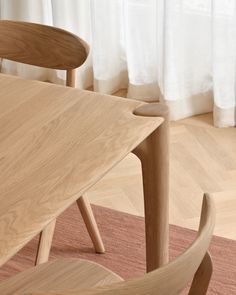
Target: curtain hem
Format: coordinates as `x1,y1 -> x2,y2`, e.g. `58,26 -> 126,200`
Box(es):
214,105 -> 236,128
162,91 -> 214,121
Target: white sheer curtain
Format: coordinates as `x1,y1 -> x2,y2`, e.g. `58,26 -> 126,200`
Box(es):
0,0 -> 236,127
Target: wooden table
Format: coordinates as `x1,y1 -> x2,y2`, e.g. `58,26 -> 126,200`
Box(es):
0,74 -> 169,272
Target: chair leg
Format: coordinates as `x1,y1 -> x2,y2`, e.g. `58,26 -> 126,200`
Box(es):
35,219 -> 56,265
77,196 -> 105,253
188,252 -> 213,295
133,103 -> 169,272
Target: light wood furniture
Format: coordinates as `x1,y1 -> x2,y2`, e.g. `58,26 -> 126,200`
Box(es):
0,74 -> 167,272
0,20 -> 105,265
87,107 -> 236,241
0,194 -> 215,295
133,103 -> 169,269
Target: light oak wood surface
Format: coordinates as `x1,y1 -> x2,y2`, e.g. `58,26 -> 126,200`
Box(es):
0,20 -> 88,70
0,73 -> 163,268
0,194 -> 215,295
133,103 -> 169,270
0,259 -> 123,295
76,197 -> 105,254
35,220 -> 56,265
0,19 -> 104,265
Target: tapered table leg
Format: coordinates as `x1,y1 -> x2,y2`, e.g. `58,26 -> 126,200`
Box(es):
36,219 -> 56,265
77,196 -> 105,254
133,103 -> 169,272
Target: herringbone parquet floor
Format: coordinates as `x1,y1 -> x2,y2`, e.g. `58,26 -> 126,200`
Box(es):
86,93 -> 236,240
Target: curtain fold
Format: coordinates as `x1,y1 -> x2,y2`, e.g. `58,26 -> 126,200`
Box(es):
212,0 -> 236,127
0,0 -> 235,127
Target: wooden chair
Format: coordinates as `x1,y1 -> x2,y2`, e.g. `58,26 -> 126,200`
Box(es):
0,20 -> 105,265
0,194 -> 215,295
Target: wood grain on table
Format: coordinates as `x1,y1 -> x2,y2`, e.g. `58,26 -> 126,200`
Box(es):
0,74 -> 163,266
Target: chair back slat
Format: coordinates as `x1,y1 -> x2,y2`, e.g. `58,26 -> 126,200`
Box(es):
0,20 -> 88,70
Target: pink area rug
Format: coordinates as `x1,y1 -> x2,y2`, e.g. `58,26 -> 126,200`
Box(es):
0,203 -> 235,294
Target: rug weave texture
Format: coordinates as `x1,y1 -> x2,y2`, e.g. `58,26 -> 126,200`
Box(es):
0,203 -> 235,294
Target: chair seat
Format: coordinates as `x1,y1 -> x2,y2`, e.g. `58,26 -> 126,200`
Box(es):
0,258 -> 123,295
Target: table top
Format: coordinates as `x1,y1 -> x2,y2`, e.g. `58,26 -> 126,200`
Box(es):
0,74 -> 163,266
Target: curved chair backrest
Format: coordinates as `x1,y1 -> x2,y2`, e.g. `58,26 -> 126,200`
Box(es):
0,20 -> 89,87
29,194 -> 215,295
